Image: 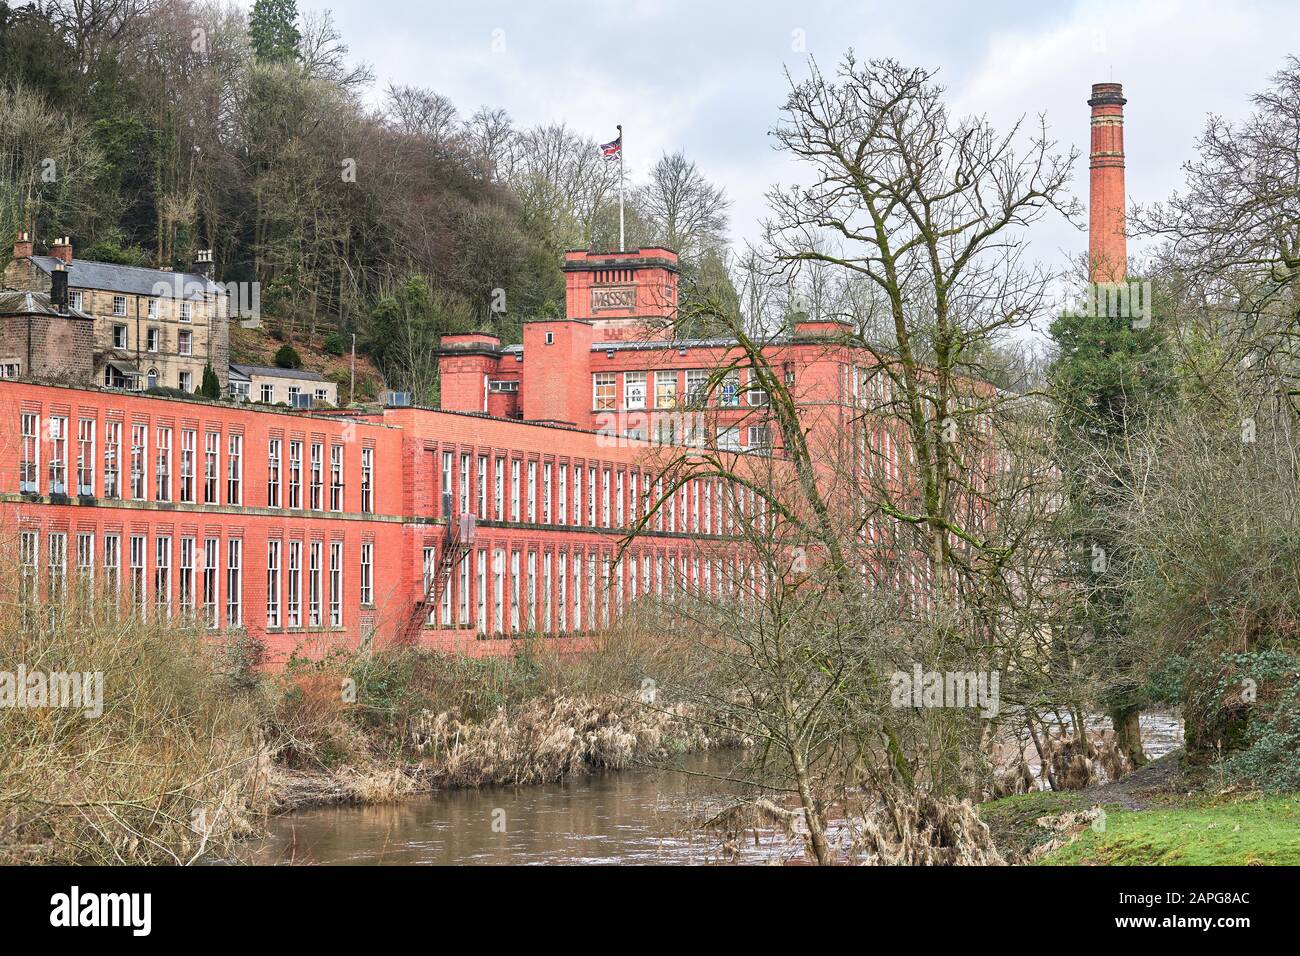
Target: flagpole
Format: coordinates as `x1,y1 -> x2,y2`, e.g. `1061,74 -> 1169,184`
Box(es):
617,124 -> 625,251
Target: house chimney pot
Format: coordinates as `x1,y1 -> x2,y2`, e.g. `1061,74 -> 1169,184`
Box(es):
50,236 -> 73,265
13,231 -> 33,259
192,248 -> 215,279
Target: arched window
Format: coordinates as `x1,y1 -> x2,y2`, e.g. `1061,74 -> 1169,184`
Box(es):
147,368 -> 159,389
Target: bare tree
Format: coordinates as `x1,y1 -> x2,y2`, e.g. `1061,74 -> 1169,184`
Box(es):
635,151 -> 730,262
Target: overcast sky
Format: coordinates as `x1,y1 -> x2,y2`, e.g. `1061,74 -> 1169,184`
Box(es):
267,0 -> 1298,330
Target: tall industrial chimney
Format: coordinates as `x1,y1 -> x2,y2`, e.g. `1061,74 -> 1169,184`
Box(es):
1088,82 -> 1127,282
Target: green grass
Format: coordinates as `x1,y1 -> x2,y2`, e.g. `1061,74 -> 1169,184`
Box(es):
977,790 -> 1090,861
1037,794 -> 1300,865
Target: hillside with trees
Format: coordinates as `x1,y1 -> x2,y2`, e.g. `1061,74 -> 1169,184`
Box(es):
0,0 -> 734,402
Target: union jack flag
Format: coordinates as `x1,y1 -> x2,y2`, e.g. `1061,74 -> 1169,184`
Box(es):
600,129 -> 622,160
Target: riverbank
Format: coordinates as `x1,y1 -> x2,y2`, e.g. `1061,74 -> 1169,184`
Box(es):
977,750 -> 1300,865
260,632 -> 746,814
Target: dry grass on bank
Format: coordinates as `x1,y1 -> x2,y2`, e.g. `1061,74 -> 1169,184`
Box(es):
0,599 -> 266,865
264,623 -> 731,798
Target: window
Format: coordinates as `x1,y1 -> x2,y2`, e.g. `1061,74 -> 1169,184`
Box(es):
19,531 -> 37,608
130,424 -> 147,500
510,459 -> 520,521
103,421 -> 121,499
203,538 -> 219,628
654,370 -> 678,409
178,330 -> 192,356
46,531 -> 66,605
113,294 -> 126,317
155,427 -> 171,501
441,451 -> 453,516
615,470 -> 625,527
146,327 -> 159,352
329,542 -> 343,627
113,325 -> 128,349
267,438 -> 281,507
315,388 -> 328,402
129,535 -> 146,617
179,537 -> 195,619
69,290 -> 83,311
746,370 -> 770,406
288,386 -> 300,405
748,425 -> 772,454
458,552 -> 470,626
543,462 -> 552,524
493,549 -> 504,634
178,370 -> 191,393
476,550 -> 487,634
204,432 -> 219,504
593,373 -> 616,411
146,368 -> 159,390
289,441 -> 303,509
544,331 -> 555,345
180,429 -> 195,502
310,443 -> 323,509
104,534 -> 121,609
227,434 -> 242,504
154,536 -> 171,617
147,297 -> 158,319
526,461 -> 536,522
226,538 -> 242,627
329,445 -> 344,511
476,454 -> 487,517
422,547 -> 439,626
558,465 -> 568,524
494,457 -> 504,520
602,469 -> 611,528
75,530 -> 94,606
360,542 -> 373,605
717,426 -> 741,451
47,415 -> 68,494
686,369 -> 709,406
459,453 -> 470,515
719,371 -> 740,407
260,384 -> 274,404
20,412 -> 38,493
180,301 -> 192,322
0,362 -> 18,378
267,539 -> 281,628
286,541 -> 301,628
309,541 -> 322,628
624,371 -> 647,409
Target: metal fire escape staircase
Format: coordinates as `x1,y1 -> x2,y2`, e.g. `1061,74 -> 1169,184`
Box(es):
400,494 -> 475,644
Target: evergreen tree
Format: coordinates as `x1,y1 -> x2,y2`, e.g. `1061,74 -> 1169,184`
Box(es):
1048,277 -> 1173,766
199,364 -> 222,399
249,0 -> 301,63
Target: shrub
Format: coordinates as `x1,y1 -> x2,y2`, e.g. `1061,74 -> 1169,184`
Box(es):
323,331 -> 348,356
273,344 -> 302,369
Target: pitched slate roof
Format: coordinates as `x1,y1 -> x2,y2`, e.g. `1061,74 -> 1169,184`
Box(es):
27,256 -> 218,300
0,289 -> 93,320
231,364 -> 328,383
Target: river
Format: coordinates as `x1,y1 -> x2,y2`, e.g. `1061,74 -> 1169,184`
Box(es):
246,712 -> 1184,866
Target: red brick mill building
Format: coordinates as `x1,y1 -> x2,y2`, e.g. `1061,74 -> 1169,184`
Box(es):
0,244 -> 871,664
0,82 -> 1132,665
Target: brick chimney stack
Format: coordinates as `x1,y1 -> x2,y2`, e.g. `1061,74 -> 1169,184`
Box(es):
49,236 -> 73,265
13,231 -> 33,259
1088,82 -> 1127,282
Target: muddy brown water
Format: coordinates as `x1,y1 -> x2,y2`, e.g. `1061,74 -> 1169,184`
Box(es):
245,713 -> 1184,866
